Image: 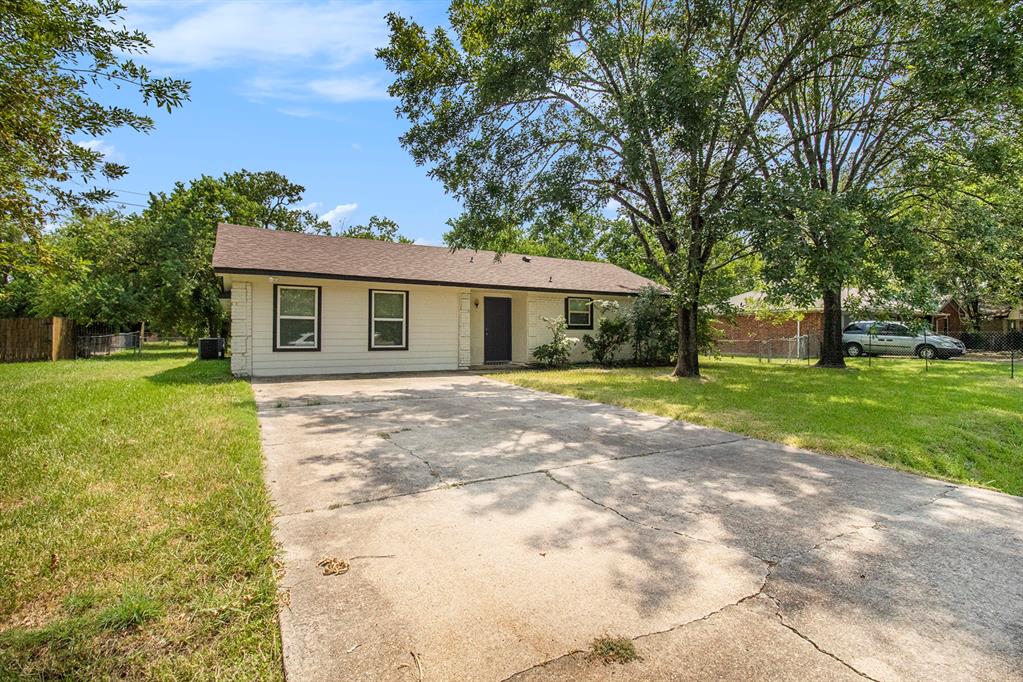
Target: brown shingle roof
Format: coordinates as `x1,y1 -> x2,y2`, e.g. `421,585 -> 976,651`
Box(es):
212,223 -> 660,296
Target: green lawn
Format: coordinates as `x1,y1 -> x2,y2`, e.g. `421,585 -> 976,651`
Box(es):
0,348 -> 281,680
493,357 -> 1023,495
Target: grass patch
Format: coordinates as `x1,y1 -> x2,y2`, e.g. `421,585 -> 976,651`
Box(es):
493,357 -> 1023,495
589,635 -> 639,664
0,348 -> 281,680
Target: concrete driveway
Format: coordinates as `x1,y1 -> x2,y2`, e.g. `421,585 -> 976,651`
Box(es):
255,374 -> 1023,682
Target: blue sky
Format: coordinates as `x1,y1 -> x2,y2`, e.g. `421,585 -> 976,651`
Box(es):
89,0 -> 456,245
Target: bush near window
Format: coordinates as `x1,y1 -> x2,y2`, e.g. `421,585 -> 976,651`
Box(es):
531,316 -> 577,367
583,302 -> 631,366
625,286 -> 721,364
627,286 -> 678,365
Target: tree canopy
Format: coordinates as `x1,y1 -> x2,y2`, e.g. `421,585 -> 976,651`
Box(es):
380,0 -> 910,376
0,0 -> 189,238
381,0 -> 1022,373
338,215 -> 414,243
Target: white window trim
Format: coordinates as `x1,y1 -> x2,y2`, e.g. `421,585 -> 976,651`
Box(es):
566,297 -> 593,329
370,289 -> 408,350
275,285 -> 319,351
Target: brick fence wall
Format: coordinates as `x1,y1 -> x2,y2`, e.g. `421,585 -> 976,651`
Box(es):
714,312 -> 824,341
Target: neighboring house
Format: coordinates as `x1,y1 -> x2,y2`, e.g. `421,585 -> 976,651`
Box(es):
716,289 -> 967,340
212,223 -> 658,377
976,303 -> 1023,333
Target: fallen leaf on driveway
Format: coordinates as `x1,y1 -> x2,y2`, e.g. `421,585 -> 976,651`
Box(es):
317,556 -> 350,575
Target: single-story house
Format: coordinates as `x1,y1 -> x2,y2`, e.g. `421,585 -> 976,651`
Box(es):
976,303 -> 1022,333
716,289 -> 968,340
212,223 -> 658,377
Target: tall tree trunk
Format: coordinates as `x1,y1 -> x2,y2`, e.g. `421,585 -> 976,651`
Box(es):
966,296 -> 982,332
816,288 -> 846,368
673,304 -> 701,377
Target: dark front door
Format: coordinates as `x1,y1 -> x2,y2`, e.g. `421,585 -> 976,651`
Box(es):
484,297 -> 512,363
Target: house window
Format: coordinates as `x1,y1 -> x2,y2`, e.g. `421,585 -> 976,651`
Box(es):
370,290 -> 408,350
565,297 -> 593,329
275,284 -> 320,351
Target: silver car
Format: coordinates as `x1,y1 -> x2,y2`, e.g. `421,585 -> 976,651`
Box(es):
842,321 -> 966,359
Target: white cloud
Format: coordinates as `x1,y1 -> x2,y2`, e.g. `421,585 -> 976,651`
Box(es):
276,106 -> 320,118
76,139 -> 124,162
321,203 -> 359,226
246,76 -> 386,104
309,77 -> 387,102
413,237 -> 438,246
139,1 -> 391,70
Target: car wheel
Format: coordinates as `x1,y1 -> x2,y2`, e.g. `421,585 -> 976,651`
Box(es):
917,344 -> 937,360
845,342 -> 864,357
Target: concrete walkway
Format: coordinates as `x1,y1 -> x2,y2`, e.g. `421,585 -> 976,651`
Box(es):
254,374 -> 1023,682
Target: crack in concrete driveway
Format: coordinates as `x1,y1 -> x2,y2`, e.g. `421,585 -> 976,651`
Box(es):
255,373 -> 1023,682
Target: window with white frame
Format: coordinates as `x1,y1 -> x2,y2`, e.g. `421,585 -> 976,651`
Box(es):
565,296 -> 593,329
370,290 -> 408,350
275,285 -> 319,350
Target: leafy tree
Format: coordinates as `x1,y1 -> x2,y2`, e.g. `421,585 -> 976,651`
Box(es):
139,171 -> 327,336
380,0 -> 874,377
0,0 -> 188,245
222,170 -> 330,234
907,129 -> 1023,329
749,1 -> 1023,366
339,215 -> 413,243
21,212 -> 146,325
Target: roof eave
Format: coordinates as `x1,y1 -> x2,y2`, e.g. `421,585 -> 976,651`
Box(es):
212,266 -> 648,297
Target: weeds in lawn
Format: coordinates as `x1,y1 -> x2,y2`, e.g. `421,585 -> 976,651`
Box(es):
0,349 -> 281,679
589,635 -> 639,664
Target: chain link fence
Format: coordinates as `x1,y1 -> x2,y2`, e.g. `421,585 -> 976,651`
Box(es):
716,330 -> 1019,377
76,331 -> 141,358
717,334 -> 820,362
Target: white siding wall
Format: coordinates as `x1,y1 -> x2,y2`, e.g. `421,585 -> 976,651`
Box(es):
228,275 -> 639,376
526,294 -> 636,363
233,275 -> 464,377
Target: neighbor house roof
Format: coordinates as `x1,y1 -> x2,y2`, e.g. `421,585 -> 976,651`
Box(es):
726,289 -> 867,312
727,289 -> 960,316
212,223 -> 661,296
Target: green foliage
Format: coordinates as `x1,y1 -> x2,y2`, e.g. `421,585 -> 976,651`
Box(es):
139,170 -> 326,335
0,0 -> 189,241
745,1 -> 1023,362
627,287 -> 678,366
13,212 -> 147,325
339,215 -> 413,243
530,316 -> 576,367
379,0 -> 890,376
903,127 -> 1023,328
582,302 -> 630,366
221,170 -> 330,234
380,0 -> 1023,376
589,636 -> 639,665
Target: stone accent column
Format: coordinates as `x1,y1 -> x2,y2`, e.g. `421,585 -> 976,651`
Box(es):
230,282 -> 252,377
526,295 -> 540,356
457,292 -> 471,368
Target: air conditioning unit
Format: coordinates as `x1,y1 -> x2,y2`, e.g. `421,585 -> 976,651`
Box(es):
198,337 -> 224,360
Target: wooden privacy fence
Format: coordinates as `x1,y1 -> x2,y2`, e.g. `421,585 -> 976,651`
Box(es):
0,317 -> 76,363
